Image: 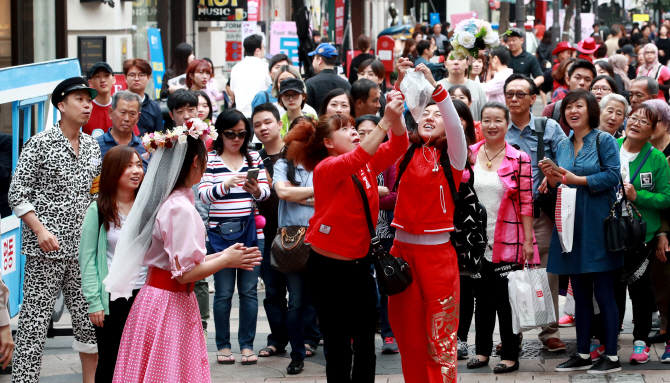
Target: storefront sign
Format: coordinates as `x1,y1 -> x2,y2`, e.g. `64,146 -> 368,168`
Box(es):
219,22 -> 244,73
195,0 -> 249,21
247,0 -> 259,21
633,14 -> 650,22
77,36 -> 107,74
335,0 -> 344,44
270,22 -> 300,65
147,28 -> 166,99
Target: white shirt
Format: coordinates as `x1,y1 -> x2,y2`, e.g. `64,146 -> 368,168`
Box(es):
619,146 -> 639,183
481,67 -> 514,104
107,214 -> 147,290
230,56 -> 272,117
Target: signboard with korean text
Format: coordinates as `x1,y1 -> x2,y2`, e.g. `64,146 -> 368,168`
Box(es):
77,36 -> 107,75
195,0 -> 249,21
335,0 -> 345,44
147,28 -> 166,99
217,22 -> 244,74
270,22 -> 300,65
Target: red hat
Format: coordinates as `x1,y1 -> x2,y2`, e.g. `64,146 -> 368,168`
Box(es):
577,37 -> 601,54
552,41 -> 577,56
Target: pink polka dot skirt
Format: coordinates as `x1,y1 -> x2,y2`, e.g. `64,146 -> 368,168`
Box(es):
113,285 -> 210,382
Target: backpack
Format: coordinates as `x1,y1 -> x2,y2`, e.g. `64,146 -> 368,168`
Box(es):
441,156 -> 488,275
395,146 -> 487,274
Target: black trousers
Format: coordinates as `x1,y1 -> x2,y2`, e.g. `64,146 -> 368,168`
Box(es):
473,260 -> 521,361
458,275 -> 475,342
93,289 -> 140,383
306,250 -> 377,383
615,242 -> 655,345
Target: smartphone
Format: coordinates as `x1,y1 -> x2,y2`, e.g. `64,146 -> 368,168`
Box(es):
246,168 -> 259,182
408,54 -> 416,65
539,158 -> 561,172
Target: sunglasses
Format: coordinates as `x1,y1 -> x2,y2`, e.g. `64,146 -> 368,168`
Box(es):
222,131 -> 248,140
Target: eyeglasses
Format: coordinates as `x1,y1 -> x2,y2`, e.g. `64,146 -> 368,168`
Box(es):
281,92 -> 301,100
127,73 -> 148,79
222,131 -> 248,140
592,86 -> 612,93
628,116 -> 651,127
504,92 -> 531,99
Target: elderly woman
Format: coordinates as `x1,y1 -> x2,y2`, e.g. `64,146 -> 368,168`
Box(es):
598,93 -> 629,138
644,99 -> 670,155
636,43 -> 670,100
539,90 -> 622,374
590,75 -> 618,103
615,103 -> 670,364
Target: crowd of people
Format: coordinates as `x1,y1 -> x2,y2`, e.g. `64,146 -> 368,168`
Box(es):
2,18 -> 670,383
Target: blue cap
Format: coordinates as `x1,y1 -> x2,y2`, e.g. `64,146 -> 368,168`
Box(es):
308,43 -> 338,58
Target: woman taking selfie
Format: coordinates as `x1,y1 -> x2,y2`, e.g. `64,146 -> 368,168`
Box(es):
198,109 -> 271,365
388,59 -> 468,383
285,91 -> 407,382
79,146 -> 144,382
105,129 -> 262,381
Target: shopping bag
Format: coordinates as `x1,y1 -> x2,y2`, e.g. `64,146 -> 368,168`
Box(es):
508,266 -> 557,334
555,184 -> 577,252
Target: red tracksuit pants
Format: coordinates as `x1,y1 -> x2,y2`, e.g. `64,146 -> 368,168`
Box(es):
388,240 -> 460,383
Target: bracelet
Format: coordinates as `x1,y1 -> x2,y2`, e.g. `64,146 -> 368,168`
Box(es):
377,123 -> 390,133
562,174 -> 567,185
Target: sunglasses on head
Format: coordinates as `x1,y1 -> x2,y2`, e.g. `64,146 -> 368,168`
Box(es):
222,131 -> 248,140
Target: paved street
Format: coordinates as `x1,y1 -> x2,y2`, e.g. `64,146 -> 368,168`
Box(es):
2,279 -> 669,382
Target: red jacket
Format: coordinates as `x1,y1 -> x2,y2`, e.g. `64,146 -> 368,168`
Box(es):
305,130 -> 409,259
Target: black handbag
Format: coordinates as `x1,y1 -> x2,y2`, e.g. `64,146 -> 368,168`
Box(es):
271,226 -> 311,273
351,175 -> 413,296
604,176 -> 647,252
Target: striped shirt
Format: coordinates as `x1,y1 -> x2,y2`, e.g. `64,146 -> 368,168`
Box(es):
198,150 -> 271,239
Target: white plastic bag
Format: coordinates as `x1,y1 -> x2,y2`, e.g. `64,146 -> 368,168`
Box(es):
508,267 -> 557,334
555,184 -> 577,252
399,68 -> 435,122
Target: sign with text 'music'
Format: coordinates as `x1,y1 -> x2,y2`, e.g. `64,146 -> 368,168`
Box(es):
195,0 -> 249,21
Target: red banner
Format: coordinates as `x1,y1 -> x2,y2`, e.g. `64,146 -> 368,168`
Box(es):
335,0 -> 345,44
226,41 -> 243,62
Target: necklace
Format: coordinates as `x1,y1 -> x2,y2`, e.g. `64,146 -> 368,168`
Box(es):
484,144 -> 506,168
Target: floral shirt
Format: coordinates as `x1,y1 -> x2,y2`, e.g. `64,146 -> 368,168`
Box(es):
9,123 -> 102,259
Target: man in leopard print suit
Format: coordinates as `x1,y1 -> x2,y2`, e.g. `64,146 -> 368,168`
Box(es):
8,77 -> 101,383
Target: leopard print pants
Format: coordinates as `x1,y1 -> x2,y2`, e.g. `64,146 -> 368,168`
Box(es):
12,256 -> 97,383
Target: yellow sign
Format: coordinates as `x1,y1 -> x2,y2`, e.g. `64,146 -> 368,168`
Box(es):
633,14 -> 650,22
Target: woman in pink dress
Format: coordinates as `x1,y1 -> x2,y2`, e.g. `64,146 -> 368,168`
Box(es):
104,124 -> 262,382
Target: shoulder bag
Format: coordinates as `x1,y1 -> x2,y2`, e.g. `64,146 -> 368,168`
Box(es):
532,116 -> 557,220
604,145 -> 651,252
351,175 -> 413,296
271,226 -> 311,273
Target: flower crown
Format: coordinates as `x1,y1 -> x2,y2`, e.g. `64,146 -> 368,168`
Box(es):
141,118 -> 218,154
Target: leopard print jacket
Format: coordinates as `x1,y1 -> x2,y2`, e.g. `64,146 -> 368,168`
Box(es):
9,123 -> 102,259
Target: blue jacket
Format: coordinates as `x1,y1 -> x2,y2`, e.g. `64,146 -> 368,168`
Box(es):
96,129 -> 149,172
547,129 -> 623,275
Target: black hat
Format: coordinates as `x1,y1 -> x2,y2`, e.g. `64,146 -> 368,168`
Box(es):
87,62 -> 113,79
51,77 -> 98,108
508,27 -> 524,38
279,78 -> 305,95
617,44 -> 637,57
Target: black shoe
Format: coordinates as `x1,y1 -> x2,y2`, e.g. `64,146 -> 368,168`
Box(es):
649,331 -> 669,344
587,356 -> 622,374
493,361 -> 519,374
287,359 -> 304,375
652,318 -> 662,331
555,354 -> 592,372
467,357 -> 489,369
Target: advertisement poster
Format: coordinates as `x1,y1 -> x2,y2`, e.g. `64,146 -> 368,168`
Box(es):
218,22 -> 244,74
335,0 -> 345,44
194,0 -> 249,21
147,28 -> 166,99
270,22 -> 300,65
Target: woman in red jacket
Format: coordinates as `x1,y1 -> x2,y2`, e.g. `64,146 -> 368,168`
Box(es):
388,59 -> 468,383
285,96 -> 407,382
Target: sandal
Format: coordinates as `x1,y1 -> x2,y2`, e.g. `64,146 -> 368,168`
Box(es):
305,344 -> 317,357
259,346 -> 286,357
216,353 -> 235,364
241,353 -> 258,365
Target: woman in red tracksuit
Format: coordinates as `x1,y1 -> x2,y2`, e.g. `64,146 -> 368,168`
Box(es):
284,96 -> 407,382
388,59 -> 468,383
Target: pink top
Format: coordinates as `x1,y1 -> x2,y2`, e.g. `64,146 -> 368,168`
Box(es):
143,188 -> 207,279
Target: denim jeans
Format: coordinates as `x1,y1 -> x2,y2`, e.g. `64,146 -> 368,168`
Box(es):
211,239 -> 263,351
571,270 -> 619,356
261,240 -> 321,361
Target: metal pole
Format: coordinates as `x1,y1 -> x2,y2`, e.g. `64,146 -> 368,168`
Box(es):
553,0 -> 561,52
575,0 -> 582,42
593,0 -> 598,25
516,0 -> 524,29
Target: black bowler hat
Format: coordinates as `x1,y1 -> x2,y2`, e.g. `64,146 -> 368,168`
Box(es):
279,78 -> 305,95
88,62 -> 114,79
51,77 -> 98,108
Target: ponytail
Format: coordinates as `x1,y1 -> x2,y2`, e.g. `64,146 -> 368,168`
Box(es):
285,113 -> 354,172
